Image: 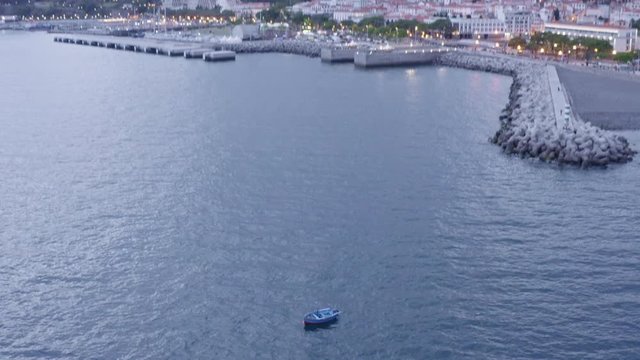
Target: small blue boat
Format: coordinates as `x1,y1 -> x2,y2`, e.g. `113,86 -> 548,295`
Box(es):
303,307 -> 341,326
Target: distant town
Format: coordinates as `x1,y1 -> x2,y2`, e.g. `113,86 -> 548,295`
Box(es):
1,0 -> 639,62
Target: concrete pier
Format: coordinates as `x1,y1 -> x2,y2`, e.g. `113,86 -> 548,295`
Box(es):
55,35 -> 235,63
354,47 -> 443,67
203,50 -> 236,62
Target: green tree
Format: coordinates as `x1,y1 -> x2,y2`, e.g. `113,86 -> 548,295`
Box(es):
291,11 -> 306,25
508,36 -> 527,50
614,52 -> 635,63
221,9 -> 235,18
256,5 -> 288,22
340,19 -> 355,28
321,19 -> 338,31
359,16 -> 385,28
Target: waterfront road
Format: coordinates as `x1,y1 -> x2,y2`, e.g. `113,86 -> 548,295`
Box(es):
556,65 -> 640,130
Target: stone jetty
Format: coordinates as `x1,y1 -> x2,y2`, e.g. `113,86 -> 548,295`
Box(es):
217,40 -> 321,57
437,51 -> 636,167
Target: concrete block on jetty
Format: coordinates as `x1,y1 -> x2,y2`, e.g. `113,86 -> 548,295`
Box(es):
184,48 -> 211,59
354,46 -> 441,67
203,50 -> 236,62
436,51 -> 636,167
320,46 -> 358,63
166,47 -> 194,56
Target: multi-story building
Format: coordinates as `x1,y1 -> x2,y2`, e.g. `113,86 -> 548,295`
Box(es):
544,22 -> 637,52
451,17 -> 506,38
162,0 -> 218,10
502,11 -> 532,35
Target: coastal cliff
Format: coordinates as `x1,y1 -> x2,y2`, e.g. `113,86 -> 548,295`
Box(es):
437,51 -> 636,167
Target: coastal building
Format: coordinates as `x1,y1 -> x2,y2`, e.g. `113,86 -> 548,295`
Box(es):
333,9 -> 378,22
291,0 -> 333,16
161,0 -> 216,10
544,22 -> 637,52
0,15 -> 18,23
233,2 -> 269,17
451,18 -> 506,38
503,11 -> 532,35
232,24 -> 260,40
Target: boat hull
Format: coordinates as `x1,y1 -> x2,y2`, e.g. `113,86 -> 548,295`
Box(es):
303,308 -> 341,326
303,317 -> 338,326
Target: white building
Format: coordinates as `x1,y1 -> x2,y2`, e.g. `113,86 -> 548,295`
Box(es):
0,15 -> 18,23
451,17 -> 506,38
498,11 -> 532,35
162,0 -> 217,10
544,22 -> 638,52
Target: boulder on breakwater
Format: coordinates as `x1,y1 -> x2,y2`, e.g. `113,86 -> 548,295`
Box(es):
436,52 -> 636,167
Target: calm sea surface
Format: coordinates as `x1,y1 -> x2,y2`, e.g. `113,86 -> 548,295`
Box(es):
1,31 -> 640,359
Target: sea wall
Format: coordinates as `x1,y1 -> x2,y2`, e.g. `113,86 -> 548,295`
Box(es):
437,51 -> 636,167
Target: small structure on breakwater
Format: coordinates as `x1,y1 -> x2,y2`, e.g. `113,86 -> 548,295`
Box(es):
320,45 -> 358,63
204,50 -> 235,62
54,35 -> 237,62
354,46 -> 444,67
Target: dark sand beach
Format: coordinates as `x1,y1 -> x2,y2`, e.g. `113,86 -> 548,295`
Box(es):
557,66 -> 640,130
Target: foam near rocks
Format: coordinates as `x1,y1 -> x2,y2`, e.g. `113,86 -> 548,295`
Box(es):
437,51 -> 636,167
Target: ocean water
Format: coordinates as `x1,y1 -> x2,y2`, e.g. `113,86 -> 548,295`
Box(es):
1,31 -> 639,359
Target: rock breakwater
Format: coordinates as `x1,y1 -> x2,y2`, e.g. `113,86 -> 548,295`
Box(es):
437,51 -> 636,167
218,40 -> 321,57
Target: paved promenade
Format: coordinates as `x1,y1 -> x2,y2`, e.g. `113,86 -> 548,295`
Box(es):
556,66 -> 640,130
546,65 -> 572,130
